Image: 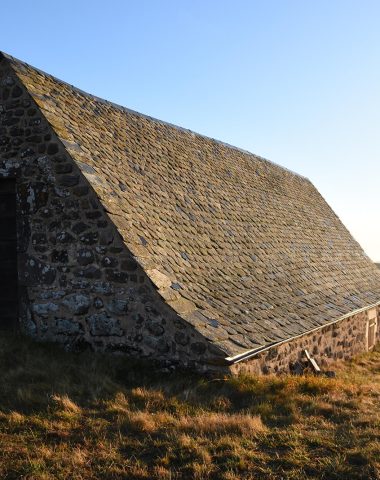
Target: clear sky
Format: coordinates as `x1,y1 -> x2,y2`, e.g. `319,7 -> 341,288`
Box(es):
2,1 -> 379,261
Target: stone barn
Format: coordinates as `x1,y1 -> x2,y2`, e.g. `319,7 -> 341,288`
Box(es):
1,51 -> 380,374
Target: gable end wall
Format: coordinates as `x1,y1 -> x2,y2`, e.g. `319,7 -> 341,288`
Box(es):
0,56 -> 226,372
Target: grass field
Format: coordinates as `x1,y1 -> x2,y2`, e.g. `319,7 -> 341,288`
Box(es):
0,333 -> 379,479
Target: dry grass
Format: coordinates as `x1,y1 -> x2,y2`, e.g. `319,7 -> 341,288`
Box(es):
177,412 -> 267,436
0,333 -> 379,479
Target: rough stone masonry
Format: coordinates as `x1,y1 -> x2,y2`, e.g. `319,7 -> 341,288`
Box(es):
0,55 -> 223,372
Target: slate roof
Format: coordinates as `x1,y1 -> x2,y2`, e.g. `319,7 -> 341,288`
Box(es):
5,52 -> 380,357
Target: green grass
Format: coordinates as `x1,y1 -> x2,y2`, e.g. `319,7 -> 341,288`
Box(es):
0,333 -> 379,479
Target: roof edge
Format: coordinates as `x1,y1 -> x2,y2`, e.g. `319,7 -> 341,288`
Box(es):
3,51 -> 309,181
225,300 -> 380,365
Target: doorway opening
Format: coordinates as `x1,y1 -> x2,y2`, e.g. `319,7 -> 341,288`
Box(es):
0,179 -> 18,330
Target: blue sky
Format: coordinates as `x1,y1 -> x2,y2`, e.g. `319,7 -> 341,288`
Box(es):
2,1 -> 379,260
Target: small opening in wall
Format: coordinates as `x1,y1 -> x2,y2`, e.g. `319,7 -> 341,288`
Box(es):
367,308 -> 378,351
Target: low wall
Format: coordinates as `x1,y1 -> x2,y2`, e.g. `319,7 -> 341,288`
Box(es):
230,305 -> 380,375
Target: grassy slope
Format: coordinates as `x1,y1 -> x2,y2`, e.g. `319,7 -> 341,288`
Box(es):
0,334 -> 379,480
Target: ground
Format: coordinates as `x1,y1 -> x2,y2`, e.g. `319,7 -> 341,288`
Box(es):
0,334 -> 379,480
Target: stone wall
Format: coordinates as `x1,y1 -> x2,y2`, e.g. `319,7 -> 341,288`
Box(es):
0,56 -> 226,371
230,305 -> 380,375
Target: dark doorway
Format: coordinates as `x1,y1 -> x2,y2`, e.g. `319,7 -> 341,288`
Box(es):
0,179 -> 17,329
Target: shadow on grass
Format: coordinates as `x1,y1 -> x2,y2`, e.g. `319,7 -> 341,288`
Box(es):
0,332 -> 351,426
0,332 -> 173,413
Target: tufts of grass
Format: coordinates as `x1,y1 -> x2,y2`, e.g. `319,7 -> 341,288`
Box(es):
0,332 -> 379,479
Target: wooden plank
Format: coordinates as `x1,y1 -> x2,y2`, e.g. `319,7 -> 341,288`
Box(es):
304,349 -> 321,373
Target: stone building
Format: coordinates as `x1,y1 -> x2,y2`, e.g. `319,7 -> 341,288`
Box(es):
1,51 -> 380,374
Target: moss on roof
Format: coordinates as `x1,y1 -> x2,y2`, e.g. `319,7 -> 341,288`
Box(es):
5,53 -> 380,356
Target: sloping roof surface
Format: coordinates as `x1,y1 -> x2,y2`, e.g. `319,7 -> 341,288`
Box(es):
6,53 -> 380,356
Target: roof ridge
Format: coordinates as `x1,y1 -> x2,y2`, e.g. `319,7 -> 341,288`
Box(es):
2,51 -> 308,181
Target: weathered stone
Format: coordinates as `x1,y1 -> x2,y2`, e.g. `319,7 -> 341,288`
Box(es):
93,297 -> 104,309
62,294 -> 91,315
87,312 -> 123,336
77,265 -> 101,279
20,147 -> 35,158
80,231 -> 98,244
174,331 -> 190,346
101,256 -> 118,267
56,231 -> 74,244
2,75 -> 15,86
54,186 -> 70,198
70,278 -> 90,289
99,228 -> 114,245
39,290 -> 66,300
32,302 -> 59,316
18,182 -> 48,213
19,255 -> 56,286
147,322 -> 165,336
91,281 -> 114,295
55,318 -> 83,335
77,248 -> 94,266
106,298 -> 129,315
